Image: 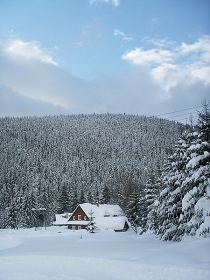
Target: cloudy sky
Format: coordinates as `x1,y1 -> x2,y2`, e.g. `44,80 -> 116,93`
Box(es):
0,0 -> 209,121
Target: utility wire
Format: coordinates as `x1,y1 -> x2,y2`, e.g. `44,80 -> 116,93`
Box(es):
156,106 -> 202,117
165,111 -> 198,119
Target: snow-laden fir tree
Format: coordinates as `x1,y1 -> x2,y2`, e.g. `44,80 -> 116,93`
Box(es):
178,102 -> 210,238
150,102 -> 210,240
146,171 -> 162,233
125,190 -> 141,233
57,184 -> 71,214
138,186 -> 148,234
99,185 -> 111,204
69,187 -> 78,213
154,134 -> 191,241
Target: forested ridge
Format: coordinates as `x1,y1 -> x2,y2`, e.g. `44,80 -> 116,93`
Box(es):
1,110 -> 209,240
0,114 -> 183,229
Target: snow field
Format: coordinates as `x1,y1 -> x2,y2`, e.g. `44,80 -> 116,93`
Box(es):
0,227 -> 210,280
1,256 -> 209,280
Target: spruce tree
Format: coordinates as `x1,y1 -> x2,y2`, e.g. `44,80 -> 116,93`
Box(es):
178,103 -> 210,237
100,185 -> 110,204
125,191 -> 141,233
145,171 -> 161,232
153,102 -> 210,240
152,133 -> 191,240
138,186 -> 148,234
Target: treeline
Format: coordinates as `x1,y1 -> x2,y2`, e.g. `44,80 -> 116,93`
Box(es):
0,113 -> 183,229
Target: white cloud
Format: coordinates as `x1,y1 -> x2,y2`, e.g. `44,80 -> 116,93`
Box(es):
0,38 -> 162,117
190,65 -> 210,85
0,85 -> 69,117
122,35 -> 210,92
122,47 -> 173,65
151,63 -> 187,93
179,35 -> 210,59
89,0 -> 120,7
142,36 -> 176,48
0,37 -> 209,119
114,29 -> 134,41
4,39 -> 57,65
0,39 -> 81,108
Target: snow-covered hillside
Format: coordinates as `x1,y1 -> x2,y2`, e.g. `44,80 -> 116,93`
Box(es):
0,114 -> 183,229
0,227 -> 209,280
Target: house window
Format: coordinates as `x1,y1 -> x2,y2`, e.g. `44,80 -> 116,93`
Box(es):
78,215 -> 82,220
84,216 -> 87,220
72,226 -> 76,230
78,226 -> 81,230
73,216 -> 76,220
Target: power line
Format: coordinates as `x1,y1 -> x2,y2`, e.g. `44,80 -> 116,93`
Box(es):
165,111 -> 198,119
156,106 -> 202,117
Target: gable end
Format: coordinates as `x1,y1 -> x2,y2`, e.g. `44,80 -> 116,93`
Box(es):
68,205 -> 90,222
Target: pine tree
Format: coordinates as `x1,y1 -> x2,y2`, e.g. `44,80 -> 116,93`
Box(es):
197,100 -> 210,142
152,102 -> 210,240
79,188 -> 86,204
138,186 -> 148,234
145,171 -> 161,231
152,133 -> 191,240
21,189 -> 38,227
69,188 -> 78,213
125,191 -> 141,233
7,189 -> 21,229
57,185 -> 71,214
178,103 -> 210,237
100,185 -> 110,204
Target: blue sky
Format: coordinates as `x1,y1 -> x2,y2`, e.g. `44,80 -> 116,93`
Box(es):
0,0 -> 209,121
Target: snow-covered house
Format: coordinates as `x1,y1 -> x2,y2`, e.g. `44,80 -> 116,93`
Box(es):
66,203 -> 129,232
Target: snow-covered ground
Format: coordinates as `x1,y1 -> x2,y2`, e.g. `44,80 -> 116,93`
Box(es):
0,226 -> 209,280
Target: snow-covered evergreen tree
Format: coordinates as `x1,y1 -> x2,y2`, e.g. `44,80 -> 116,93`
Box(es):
154,134 -> 190,240
69,188 -> 78,213
178,135 -> 209,236
57,184 -> 71,214
100,185 -> 110,204
151,102 -> 210,240
125,191 -> 141,233
145,170 -> 161,232
138,186 -> 148,234
178,103 -> 210,238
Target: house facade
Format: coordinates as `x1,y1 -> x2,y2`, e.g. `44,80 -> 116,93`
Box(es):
67,205 -> 90,230
67,203 -> 129,232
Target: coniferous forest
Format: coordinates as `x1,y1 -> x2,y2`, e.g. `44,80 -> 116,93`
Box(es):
0,108 -> 209,240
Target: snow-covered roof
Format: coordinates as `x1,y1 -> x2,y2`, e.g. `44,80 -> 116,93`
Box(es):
53,213 -> 71,225
95,216 -> 128,231
78,203 -> 124,218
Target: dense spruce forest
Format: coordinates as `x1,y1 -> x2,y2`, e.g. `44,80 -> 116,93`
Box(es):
0,114 -> 183,229
1,110 -> 209,240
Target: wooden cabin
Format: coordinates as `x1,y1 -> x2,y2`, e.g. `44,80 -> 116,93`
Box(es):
66,203 -> 129,232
